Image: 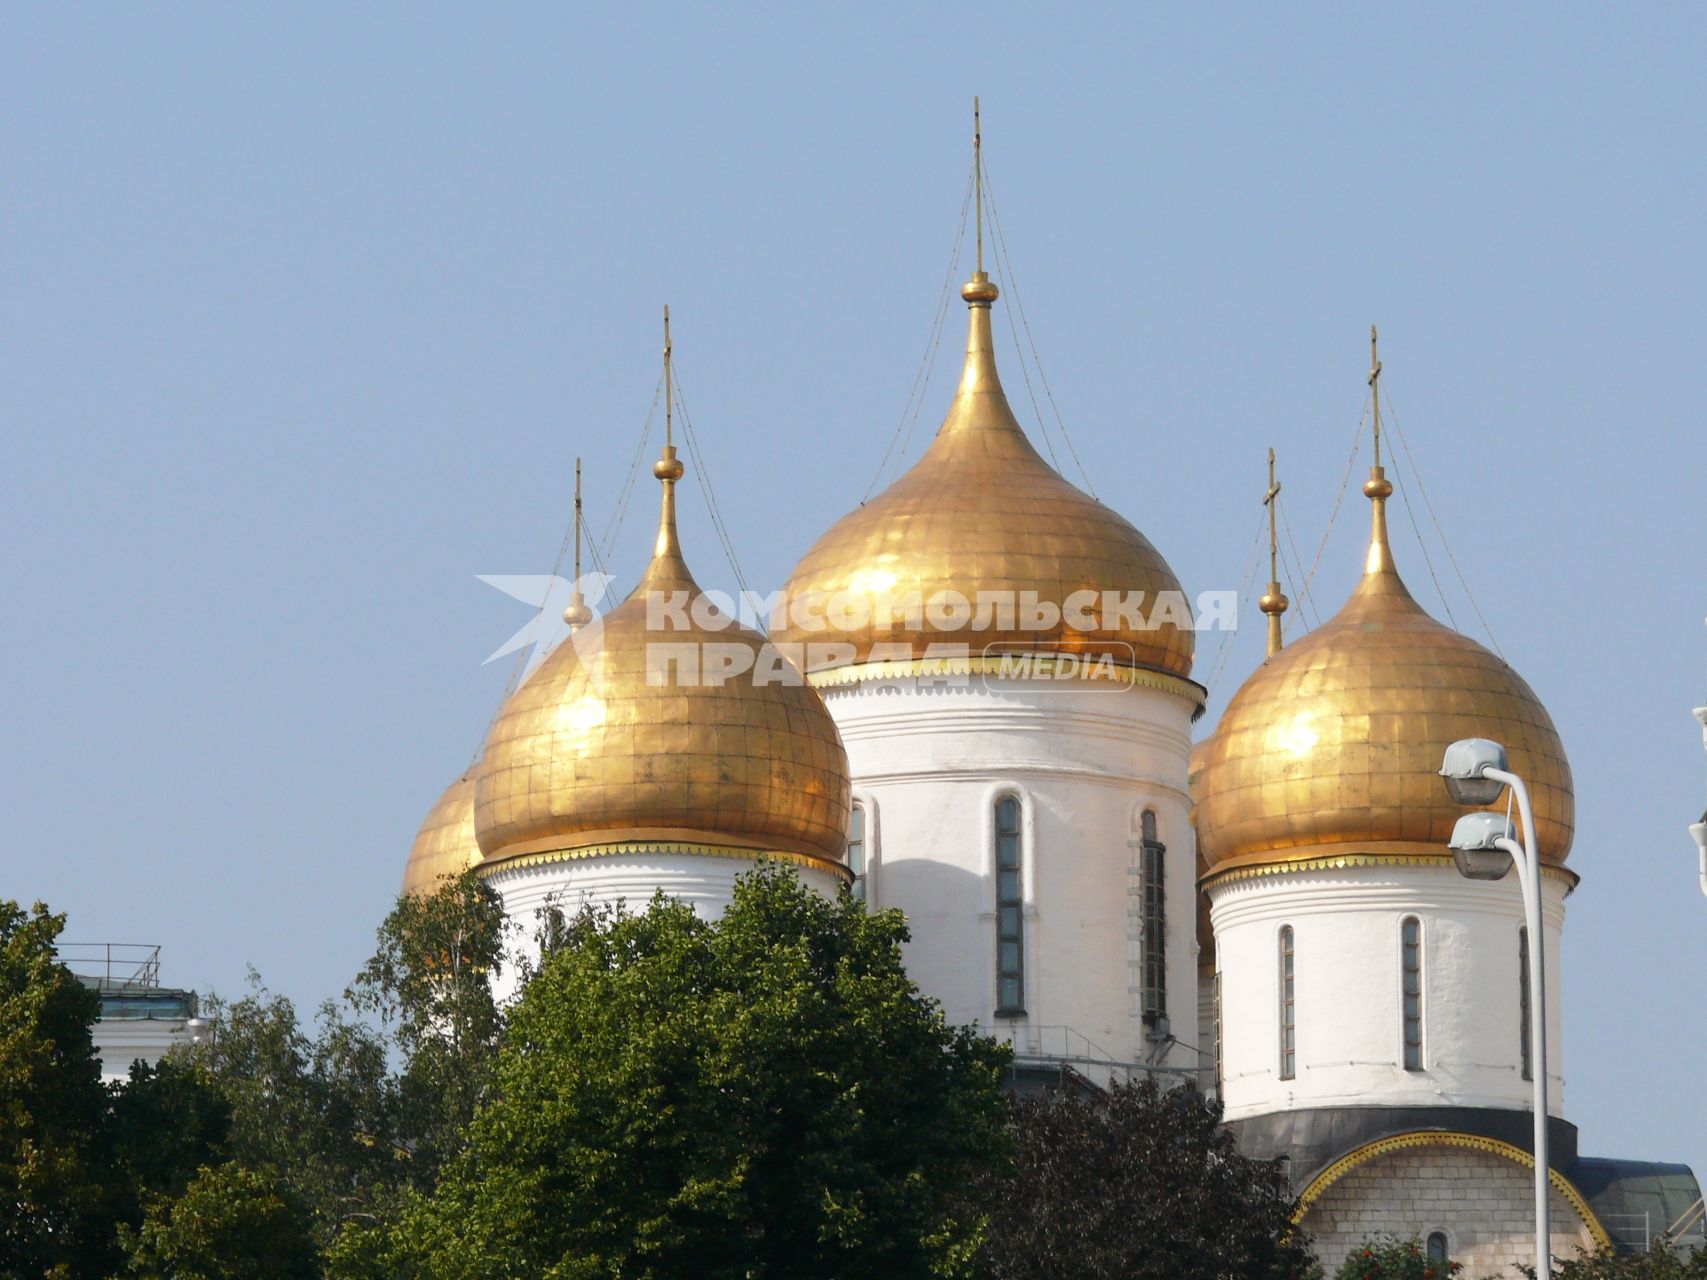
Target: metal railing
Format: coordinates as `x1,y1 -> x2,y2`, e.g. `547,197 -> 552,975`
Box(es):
986,1023 -> 1200,1085
1597,1209 -> 1707,1255
57,943 -> 162,991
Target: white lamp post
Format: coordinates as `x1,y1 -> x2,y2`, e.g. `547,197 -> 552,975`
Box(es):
1441,737 -> 1551,1279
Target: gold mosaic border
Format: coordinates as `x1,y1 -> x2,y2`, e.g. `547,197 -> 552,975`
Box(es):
478,842 -> 852,884
808,653 -> 1207,714
1202,850 -> 1580,893
1295,1130 -> 1611,1249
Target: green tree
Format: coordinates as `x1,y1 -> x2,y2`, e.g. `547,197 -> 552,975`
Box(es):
1332,1236 -> 1458,1280
978,1077 -> 1316,1280
1535,1241 -> 1707,1279
108,1057 -> 232,1205
121,1161 -> 319,1280
347,869 -> 507,1185
331,865 -> 1012,1280
0,899 -> 120,1279
178,974 -> 399,1243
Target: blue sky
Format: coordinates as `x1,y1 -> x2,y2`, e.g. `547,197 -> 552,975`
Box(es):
4,5 -> 1705,1179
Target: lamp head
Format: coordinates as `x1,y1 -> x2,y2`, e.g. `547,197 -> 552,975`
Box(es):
1440,737 -> 1510,807
1690,820 -> 1707,854
1449,811 -> 1517,880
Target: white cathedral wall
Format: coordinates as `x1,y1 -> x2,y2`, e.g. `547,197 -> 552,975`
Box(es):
92,1016 -> 210,1083
481,852 -> 846,1006
1210,862 -> 1568,1120
1304,1144 -> 1595,1277
825,673 -> 1200,1074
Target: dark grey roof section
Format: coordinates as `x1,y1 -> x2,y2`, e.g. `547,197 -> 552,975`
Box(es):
1227,1104 -> 1580,1190
1002,1061 -> 1104,1098
1572,1159 -> 1704,1253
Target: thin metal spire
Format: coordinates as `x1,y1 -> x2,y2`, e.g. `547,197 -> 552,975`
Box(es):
1266,448 -> 1280,588
642,303 -> 688,587
564,457 -> 592,629
1259,447 -> 1289,657
1362,325 -> 1397,578
1369,324 -> 1383,470
974,97 -> 983,275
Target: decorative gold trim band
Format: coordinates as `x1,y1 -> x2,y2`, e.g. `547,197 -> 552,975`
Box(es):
808,653 -> 1206,712
1201,850 -> 1580,893
1295,1130 -> 1611,1249
477,841 -> 852,884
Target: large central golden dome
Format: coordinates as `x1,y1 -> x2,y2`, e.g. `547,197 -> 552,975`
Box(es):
775,272 -> 1194,683
1194,466 -> 1574,879
473,441 -> 852,876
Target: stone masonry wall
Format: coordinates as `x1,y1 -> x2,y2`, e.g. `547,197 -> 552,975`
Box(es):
1306,1144 -> 1595,1277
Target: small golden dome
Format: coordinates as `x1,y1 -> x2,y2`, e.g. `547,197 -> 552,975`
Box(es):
402,772 -> 481,897
474,445 -> 852,874
774,271 -> 1194,681
1195,467 -> 1574,877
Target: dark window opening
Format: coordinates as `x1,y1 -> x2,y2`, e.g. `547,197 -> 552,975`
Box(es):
1519,926 -> 1532,1082
1141,810 -> 1166,1026
995,796 -> 1024,1016
1402,917 -> 1423,1071
1279,925 -> 1296,1080
848,803 -> 867,904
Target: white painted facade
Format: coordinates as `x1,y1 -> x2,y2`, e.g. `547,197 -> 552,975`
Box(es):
823,672 -> 1201,1075
481,850 -> 847,1005
91,1014 -> 209,1083
1209,862 -> 1568,1121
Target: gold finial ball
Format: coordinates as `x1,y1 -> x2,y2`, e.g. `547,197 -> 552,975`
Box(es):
1259,588 -> 1289,615
654,454 -> 685,482
1363,467 -> 1393,500
961,272 -> 999,305
563,601 -> 593,627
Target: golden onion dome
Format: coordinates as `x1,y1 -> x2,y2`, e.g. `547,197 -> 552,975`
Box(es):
774,271 -> 1194,684
1195,464 -> 1574,880
473,438 -> 852,878
402,772 -> 481,897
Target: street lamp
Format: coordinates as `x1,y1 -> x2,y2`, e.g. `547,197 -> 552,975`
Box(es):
1441,738 -> 1551,1280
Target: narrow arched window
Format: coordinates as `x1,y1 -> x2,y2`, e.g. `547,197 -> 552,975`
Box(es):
1518,926 -> 1532,1081
1402,917 -> 1423,1070
1140,810 -> 1166,1027
1426,1232 -> 1449,1263
1278,925 -> 1296,1080
995,796 -> 1024,1016
847,803 -> 867,904
1213,969 -> 1224,1095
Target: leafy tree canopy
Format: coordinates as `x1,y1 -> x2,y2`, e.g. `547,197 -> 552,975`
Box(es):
0,900 -> 119,1279
347,869 -> 508,1184
121,1161 -> 318,1280
1536,1241 -> 1707,1279
176,974 -> 399,1242
978,1076 -> 1316,1280
331,865 -> 1013,1280
173,872 -> 505,1242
